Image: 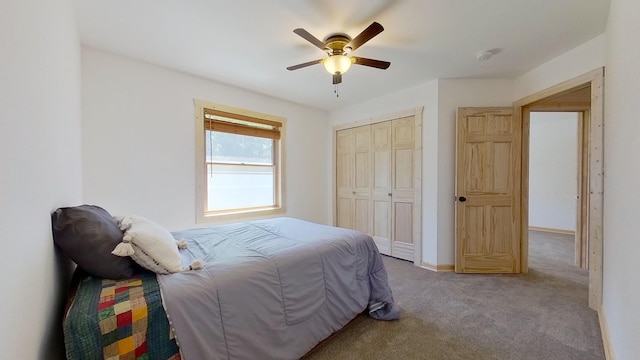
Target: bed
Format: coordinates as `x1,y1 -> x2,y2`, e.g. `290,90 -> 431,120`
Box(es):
59,213 -> 399,360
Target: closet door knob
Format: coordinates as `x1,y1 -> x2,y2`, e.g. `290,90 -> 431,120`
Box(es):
458,196 -> 467,202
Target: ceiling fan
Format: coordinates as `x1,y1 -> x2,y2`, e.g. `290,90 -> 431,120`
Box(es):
286,22 -> 390,85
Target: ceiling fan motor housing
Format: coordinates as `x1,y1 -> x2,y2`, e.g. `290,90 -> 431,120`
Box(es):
324,34 -> 352,55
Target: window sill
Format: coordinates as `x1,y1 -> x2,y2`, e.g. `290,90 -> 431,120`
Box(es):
196,206 -> 285,225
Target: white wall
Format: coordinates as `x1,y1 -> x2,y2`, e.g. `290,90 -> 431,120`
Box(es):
602,0 -> 640,358
329,79 -> 512,266
512,34 -> 606,101
528,112 -> 578,232
81,48 -> 330,231
0,1 -> 82,359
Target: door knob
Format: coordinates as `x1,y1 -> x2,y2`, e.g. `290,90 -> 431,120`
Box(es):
458,196 -> 467,202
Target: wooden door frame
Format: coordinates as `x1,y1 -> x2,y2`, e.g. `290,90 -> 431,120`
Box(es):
576,110 -> 590,269
332,107 -> 424,265
514,67 -> 604,309
526,107 -> 590,269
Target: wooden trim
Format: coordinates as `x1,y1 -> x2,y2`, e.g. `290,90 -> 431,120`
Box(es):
521,107 -> 589,269
454,108 -> 462,273
525,101 -> 590,112
195,100 -> 207,223
420,261 -> 455,272
598,307 -> 616,360
519,107 -> 529,274
514,67 -> 604,310
513,68 -> 602,107
528,226 -> 576,236
194,99 -> 287,224
513,106 -> 523,273
521,104 -> 587,272
203,105 -> 283,127
575,112 -> 584,268
413,107 -> 424,266
577,111 -> 590,269
587,68 -> 604,310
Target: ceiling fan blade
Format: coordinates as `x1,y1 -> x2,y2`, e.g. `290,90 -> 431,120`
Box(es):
346,22 -> 384,52
352,57 -> 390,69
286,59 -> 324,71
293,28 -> 328,51
333,73 -> 342,85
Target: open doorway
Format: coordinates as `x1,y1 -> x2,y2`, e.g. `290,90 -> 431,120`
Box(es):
515,68 -> 604,310
528,111 -> 580,269
525,86 -> 591,270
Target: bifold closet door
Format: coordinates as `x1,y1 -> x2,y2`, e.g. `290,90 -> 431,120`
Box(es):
336,116 -> 417,262
335,126 -> 372,234
390,117 -> 416,261
336,128 -> 353,229
371,121 -> 392,255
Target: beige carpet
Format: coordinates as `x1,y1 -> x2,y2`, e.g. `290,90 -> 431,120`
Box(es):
303,231 -> 604,360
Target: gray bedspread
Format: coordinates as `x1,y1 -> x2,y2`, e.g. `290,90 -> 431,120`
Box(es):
157,217 -> 399,360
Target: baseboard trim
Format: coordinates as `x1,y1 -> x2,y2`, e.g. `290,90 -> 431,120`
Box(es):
420,261 -> 455,272
598,306 -> 615,360
529,226 -> 575,236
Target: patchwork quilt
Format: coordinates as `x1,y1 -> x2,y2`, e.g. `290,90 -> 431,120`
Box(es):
64,271 -> 180,360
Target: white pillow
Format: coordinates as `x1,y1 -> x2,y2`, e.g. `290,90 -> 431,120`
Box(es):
112,215 -> 185,274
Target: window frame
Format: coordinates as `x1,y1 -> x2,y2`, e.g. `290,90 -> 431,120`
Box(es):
195,99 -> 285,223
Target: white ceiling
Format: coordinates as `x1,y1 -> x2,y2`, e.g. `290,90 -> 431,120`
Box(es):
74,0 -> 610,111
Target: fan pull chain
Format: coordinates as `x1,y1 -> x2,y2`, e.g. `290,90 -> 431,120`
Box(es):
334,84 -> 339,98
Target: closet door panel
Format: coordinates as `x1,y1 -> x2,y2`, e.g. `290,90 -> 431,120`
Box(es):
336,129 -> 354,228
391,117 -> 416,261
353,126 -> 372,235
371,122 -> 392,255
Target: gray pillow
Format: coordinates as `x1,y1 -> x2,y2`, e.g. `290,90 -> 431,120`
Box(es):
52,205 -> 138,279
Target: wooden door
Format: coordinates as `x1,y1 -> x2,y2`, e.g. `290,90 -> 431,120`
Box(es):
391,116 -> 416,261
455,107 -> 521,273
371,121 -> 392,255
336,127 -> 371,233
336,128 -> 353,229
353,126 -> 372,234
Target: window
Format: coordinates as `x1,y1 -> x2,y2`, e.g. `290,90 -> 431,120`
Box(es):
195,100 -> 285,222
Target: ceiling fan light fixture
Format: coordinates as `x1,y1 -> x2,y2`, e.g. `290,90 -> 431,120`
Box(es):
323,55 -> 353,75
